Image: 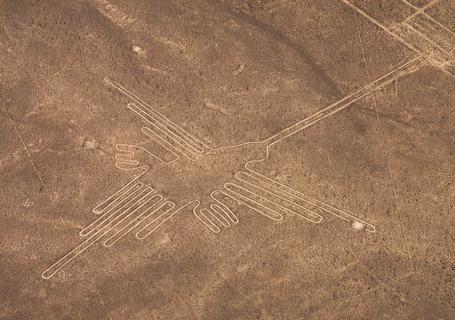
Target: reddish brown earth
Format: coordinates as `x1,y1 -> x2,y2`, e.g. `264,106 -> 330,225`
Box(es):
1,0 -> 454,319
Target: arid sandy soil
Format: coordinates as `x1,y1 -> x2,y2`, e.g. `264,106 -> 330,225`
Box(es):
1,0 -> 454,319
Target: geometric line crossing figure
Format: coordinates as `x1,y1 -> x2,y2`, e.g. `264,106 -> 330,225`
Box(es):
42,55 -> 426,279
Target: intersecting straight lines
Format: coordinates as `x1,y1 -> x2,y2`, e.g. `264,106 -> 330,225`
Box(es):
260,56 -> 425,151
329,13 -> 416,312
108,57 -> 424,237
400,0 -> 455,38
352,12 -> 400,275
304,15 -> 422,316
0,97 -> 47,191
401,0 -> 440,22
436,63 -> 455,79
317,0 -> 455,313
44,58 -> 418,277
356,12 -> 415,273
340,0 -> 421,54
338,271 -> 416,313
43,13 -> 427,279
342,0 -> 455,78
341,0 -> 455,275
404,22 -> 454,57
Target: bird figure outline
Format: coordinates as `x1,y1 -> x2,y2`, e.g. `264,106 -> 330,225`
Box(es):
42,57 -> 426,279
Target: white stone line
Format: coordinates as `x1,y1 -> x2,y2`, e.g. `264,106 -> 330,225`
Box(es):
136,128 -> 180,163
141,126 -> 197,161
224,182 -> 285,222
192,191 -> 240,233
127,102 -> 201,160
202,208 -> 228,228
43,34 -> 428,278
42,185 -> 157,279
343,0 -> 453,73
204,58 -> 424,233
403,22 -> 454,58
341,0 -> 422,54
104,77 -> 209,151
234,171 -> 323,223
79,182 -> 145,237
210,204 -> 232,227
401,0 -> 455,38
115,142 -> 178,166
194,207 -> 221,233
432,62 -> 455,79
91,181 -> 142,217
210,191 -> 239,225
135,201 -> 184,239
81,186 -> 155,238
261,55 -> 426,148
103,194 -> 164,247
400,0 -> 440,25
243,169 -> 376,233
91,167 -> 148,215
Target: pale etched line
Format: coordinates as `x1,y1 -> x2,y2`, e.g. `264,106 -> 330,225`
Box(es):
235,171 -> 323,223
115,153 -> 139,165
127,101 -> 203,154
2,102 -> 47,191
82,182 -> 144,235
400,0 -> 439,25
392,22 -> 454,68
192,191 -> 239,234
128,102 -> 201,159
108,79 -> 205,153
214,58 -> 425,159
400,0 -> 440,25
94,0 -> 136,28
343,0 -> 453,77
401,0 -> 455,37
390,24 -> 444,62
141,126 -> 197,161
43,19 -> 427,277
94,187 -> 156,237
210,204 -> 231,227
341,0 -> 422,54
116,142 -> 178,166
108,55 -> 420,237
244,169 -> 376,232
42,231 -> 100,279
432,62 -> 455,79
80,183 -> 146,237
211,190 -> 239,224
408,16 -> 455,55
224,183 -> 284,222
333,272 -> 415,310
201,208 -> 227,228
92,169 -> 147,214
104,77 -> 209,151
42,188 -> 160,279
355,14 -> 414,268
137,128 -> 181,163
135,201 -> 179,239
98,187 -> 157,239
262,56 -> 425,148
91,182 -> 143,218
404,22 -> 455,58
14,20 -> 55,47
103,194 -> 164,247
101,190 -> 160,247
194,207 -> 221,233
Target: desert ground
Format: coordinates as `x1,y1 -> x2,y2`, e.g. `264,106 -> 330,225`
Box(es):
1,0 -> 454,319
